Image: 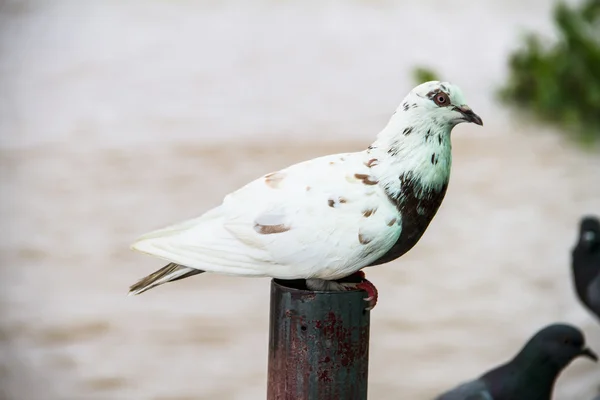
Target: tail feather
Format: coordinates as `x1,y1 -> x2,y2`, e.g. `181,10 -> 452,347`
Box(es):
128,263 -> 204,296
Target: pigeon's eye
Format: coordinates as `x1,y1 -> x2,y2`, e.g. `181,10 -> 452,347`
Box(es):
433,92 -> 450,107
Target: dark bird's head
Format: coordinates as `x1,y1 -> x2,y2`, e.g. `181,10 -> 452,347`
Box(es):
577,216 -> 600,251
481,324 -> 596,400
520,323 -> 597,369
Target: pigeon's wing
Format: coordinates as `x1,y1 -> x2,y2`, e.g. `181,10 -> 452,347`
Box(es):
586,273 -> 600,314
131,152 -> 401,280
435,380 -> 494,400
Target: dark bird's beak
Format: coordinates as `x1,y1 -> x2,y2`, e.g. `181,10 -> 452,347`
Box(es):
455,106 -> 483,126
580,347 -> 598,362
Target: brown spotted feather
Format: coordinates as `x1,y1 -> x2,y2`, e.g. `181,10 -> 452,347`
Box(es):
264,172 -> 286,188
253,223 -> 291,234
354,173 -> 378,185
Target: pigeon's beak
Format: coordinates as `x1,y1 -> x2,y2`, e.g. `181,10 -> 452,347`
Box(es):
580,347 -> 598,362
455,106 -> 483,126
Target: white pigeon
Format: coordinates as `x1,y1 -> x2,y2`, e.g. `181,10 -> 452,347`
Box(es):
129,81 -> 482,309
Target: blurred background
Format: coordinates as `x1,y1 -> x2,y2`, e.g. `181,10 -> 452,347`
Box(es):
1,0 -> 599,399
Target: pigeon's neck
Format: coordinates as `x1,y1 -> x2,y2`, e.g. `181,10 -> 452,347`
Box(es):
368,111 -> 452,198
483,351 -> 561,399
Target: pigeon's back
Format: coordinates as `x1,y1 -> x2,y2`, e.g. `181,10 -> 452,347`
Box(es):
435,379 -> 494,400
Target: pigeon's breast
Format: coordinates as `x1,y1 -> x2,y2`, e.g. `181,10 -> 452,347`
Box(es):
368,173 -> 448,266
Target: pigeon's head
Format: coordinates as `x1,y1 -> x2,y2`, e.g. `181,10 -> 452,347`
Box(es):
401,81 -> 483,128
578,216 -> 600,250
523,324 -> 597,369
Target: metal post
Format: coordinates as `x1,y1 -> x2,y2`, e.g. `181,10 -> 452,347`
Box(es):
267,279 -> 370,400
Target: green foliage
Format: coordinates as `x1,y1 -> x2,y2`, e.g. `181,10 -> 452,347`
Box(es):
499,0 -> 600,144
412,67 -> 440,85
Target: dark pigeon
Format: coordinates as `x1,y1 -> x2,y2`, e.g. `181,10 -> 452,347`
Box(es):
435,323 -> 597,400
572,216 -> 600,320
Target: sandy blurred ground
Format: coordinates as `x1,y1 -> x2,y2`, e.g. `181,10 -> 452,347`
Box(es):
1,1 -> 600,399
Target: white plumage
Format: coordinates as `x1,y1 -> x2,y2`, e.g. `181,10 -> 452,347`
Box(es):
133,152 -> 400,280
129,81 -> 482,300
